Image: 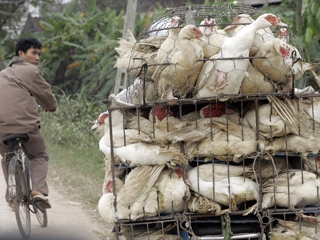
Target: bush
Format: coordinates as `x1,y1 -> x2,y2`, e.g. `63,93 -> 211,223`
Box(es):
40,90 -> 109,214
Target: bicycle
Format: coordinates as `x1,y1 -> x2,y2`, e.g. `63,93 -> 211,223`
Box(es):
2,134 -> 48,239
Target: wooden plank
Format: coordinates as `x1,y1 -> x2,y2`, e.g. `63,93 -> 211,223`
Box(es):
238,0 -> 282,5
114,0 -> 138,94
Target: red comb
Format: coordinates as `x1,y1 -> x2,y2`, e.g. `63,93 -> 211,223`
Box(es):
279,46 -> 290,56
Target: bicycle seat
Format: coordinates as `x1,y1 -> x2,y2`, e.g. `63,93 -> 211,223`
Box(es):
2,134 -> 29,145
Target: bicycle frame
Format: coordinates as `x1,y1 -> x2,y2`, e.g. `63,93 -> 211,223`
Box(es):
3,134 -> 48,238
15,150 -> 42,214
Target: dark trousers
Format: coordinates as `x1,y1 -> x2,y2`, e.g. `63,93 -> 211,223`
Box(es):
0,129 -> 49,202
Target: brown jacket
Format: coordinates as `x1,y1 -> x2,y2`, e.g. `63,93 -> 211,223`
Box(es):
0,56 -> 57,134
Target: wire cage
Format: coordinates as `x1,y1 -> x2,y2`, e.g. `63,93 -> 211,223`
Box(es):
113,3 -> 315,106
99,3 -> 320,240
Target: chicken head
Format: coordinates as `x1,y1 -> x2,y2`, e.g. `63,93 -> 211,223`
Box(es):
278,28 -> 289,43
200,103 -> 234,118
174,167 -> 192,186
153,106 -> 174,121
279,45 -> 293,67
200,17 -> 216,36
91,111 -> 109,130
261,13 -> 288,27
105,179 -> 113,193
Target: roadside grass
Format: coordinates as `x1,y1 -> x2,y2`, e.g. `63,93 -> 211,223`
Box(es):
40,91 -> 109,223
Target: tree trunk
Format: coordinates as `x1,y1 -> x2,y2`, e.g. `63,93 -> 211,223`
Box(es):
0,58 -> 6,71
296,0 -> 302,35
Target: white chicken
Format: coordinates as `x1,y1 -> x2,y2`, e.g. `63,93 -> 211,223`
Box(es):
252,38 -> 294,93
98,179 -> 124,225
165,103 -> 233,145
148,106 -> 189,145
240,62 -> 275,94
185,103 -> 263,162
277,27 -> 314,86
301,96 -> 320,123
98,109 -> 188,167
244,102 -> 297,139
264,134 -> 320,159
246,96 -> 320,158
224,13 -> 275,57
125,111 -> 155,136
114,30 -> 159,79
196,13 -> 288,100
269,218 -> 320,240
197,16 -> 226,58
156,167 -> 191,214
152,24 -> 204,100
149,106 -> 186,129
179,110 -> 201,122
161,102 -> 261,162
125,106 -> 174,145
262,170 -> 320,222
156,16 -> 182,63
116,165 -> 165,220
187,163 -> 259,213
116,165 -> 191,220
263,96 -> 320,157
278,27 -> 289,43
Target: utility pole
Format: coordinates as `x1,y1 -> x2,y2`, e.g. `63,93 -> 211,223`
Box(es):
113,0 -> 138,95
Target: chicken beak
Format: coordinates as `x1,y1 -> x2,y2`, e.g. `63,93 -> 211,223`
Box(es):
283,55 -> 293,67
172,17 -> 180,27
276,18 -> 288,27
91,119 -> 102,131
224,17 -> 239,31
195,28 -> 203,39
199,36 -> 209,44
183,172 -> 192,186
184,177 -> 192,186
224,24 -> 236,30
225,108 -> 234,114
167,109 -> 175,117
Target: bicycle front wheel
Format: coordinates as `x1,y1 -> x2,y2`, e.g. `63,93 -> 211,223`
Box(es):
9,157 -> 31,239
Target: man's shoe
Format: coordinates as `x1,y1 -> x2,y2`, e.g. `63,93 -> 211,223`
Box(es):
32,190 -> 52,209
31,190 -> 44,196
8,202 -> 14,211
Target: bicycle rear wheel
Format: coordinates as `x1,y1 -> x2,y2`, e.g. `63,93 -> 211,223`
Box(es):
9,157 -> 31,239
34,202 -> 48,227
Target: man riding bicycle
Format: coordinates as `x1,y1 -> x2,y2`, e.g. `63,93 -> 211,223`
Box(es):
0,38 -> 57,209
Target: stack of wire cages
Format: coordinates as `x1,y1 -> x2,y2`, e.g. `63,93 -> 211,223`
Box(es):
96,3 -> 320,240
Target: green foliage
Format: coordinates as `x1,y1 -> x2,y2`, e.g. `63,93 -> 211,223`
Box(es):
0,0 -> 28,37
36,1 -> 124,99
301,0 -> 320,62
41,88 -> 108,149
0,0 -> 57,38
41,91 -> 107,211
0,34 -> 15,68
34,0 -> 153,100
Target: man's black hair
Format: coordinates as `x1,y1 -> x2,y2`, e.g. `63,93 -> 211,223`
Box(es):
15,38 -> 42,56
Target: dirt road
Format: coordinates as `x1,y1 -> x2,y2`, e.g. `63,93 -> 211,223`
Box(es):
0,168 -> 105,240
